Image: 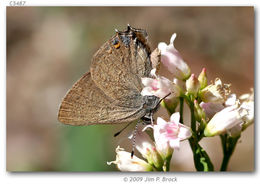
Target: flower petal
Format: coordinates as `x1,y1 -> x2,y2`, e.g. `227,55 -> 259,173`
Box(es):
158,42 -> 167,51
170,33 -> 177,45
141,77 -> 154,87
169,138 -> 180,149
141,87 -> 154,96
158,34 -> 190,80
107,146 -> 153,171
178,125 -> 192,140
157,117 -> 167,126
170,112 -> 180,123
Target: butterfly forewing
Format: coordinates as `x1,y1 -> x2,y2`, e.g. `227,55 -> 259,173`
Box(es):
91,29 -> 152,106
128,35 -> 153,80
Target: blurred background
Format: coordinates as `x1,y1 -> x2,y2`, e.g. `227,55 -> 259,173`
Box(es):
7,7 -> 254,171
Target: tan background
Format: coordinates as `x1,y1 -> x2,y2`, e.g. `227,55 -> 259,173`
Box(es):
7,7 -> 254,171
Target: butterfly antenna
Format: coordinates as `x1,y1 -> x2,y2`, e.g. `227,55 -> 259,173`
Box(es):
158,92 -> 171,106
113,122 -> 133,137
131,123 -> 139,158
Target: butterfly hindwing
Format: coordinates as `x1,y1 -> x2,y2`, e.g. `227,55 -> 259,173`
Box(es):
58,72 -> 145,125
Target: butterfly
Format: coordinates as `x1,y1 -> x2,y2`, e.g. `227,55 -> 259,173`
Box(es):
58,25 -> 162,128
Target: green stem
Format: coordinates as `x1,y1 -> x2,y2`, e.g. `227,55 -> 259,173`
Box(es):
189,101 -> 197,133
161,100 -> 175,116
179,97 -> 184,124
154,165 -> 164,172
184,95 -> 214,171
164,154 -> 172,172
220,134 -> 240,171
220,151 -> 232,171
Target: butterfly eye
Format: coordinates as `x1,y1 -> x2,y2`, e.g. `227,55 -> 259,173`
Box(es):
112,38 -> 120,49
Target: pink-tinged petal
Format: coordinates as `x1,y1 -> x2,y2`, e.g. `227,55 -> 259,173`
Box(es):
178,125 -> 192,140
158,34 -> 190,80
141,75 -> 178,99
141,77 -> 155,87
156,117 -> 168,126
153,113 -> 191,157
141,87 -> 154,96
170,112 -> 180,123
200,102 -> 224,119
169,139 -> 180,149
151,80 -> 159,91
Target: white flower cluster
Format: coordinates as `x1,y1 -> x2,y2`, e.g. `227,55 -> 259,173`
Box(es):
107,113 -> 191,171
108,33 -> 254,172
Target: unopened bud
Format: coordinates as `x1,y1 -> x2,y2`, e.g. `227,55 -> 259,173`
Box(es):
186,74 -> 200,97
198,68 -> 208,89
148,147 -> 164,169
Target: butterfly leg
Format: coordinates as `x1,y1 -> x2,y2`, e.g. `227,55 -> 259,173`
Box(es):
141,112 -> 154,125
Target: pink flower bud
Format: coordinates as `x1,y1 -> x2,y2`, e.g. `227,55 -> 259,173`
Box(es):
186,74 -> 200,96
198,68 -> 208,89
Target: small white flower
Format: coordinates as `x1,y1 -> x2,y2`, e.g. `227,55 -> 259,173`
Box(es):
107,146 -> 153,171
240,89 -> 254,130
203,91 -> 254,137
141,72 -> 180,99
153,113 -> 192,158
200,94 -> 237,120
204,104 -> 245,137
199,102 -> 224,120
200,78 -> 231,104
158,33 -> 191,80
129,126 -> 163,168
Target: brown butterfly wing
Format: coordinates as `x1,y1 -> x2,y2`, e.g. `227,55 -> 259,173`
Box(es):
90,28 -> 153,108
58,72 -> 146,125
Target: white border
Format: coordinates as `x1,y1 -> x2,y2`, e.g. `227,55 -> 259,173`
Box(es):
1,1 -> 259,186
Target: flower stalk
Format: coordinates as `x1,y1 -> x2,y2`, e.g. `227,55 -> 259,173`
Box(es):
220,134 -> 241,171
179,97 -> 184,124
